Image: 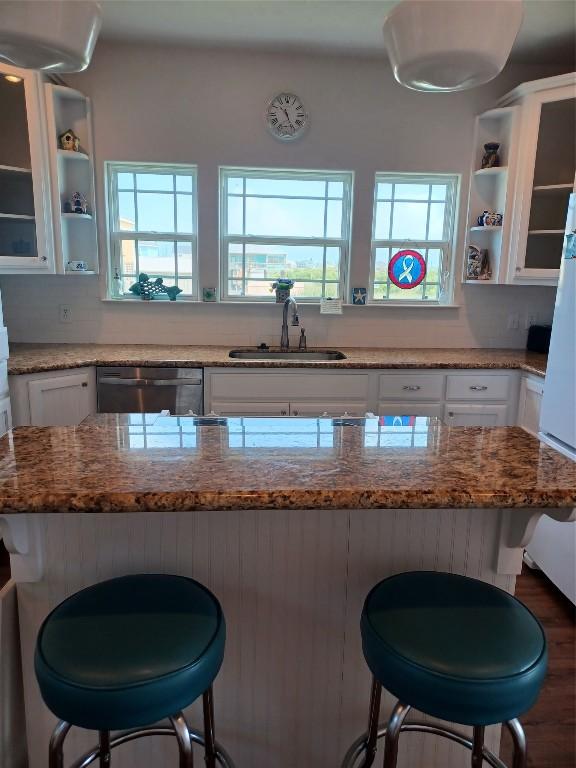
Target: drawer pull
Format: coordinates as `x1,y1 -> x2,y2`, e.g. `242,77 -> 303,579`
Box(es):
402,385 -> 421,391
469,385 -> 488,391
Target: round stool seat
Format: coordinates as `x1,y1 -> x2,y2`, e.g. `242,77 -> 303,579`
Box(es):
361,571 -> 547,726
35,574 -> 225,731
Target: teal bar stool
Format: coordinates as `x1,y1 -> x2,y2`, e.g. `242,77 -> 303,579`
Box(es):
342,572 -> 547,768
35,574 -> 235,768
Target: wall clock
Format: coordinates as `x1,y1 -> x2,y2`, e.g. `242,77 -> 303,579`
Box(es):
266,92 -> 308,141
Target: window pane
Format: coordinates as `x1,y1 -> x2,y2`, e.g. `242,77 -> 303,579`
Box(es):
118,192 -> 135,230
137,192 -> 175,232
177,241 -> 194,281
176,176 -> 193,192
328,181 -> 344,197
426,249 -> 442,282
176,194 -> 193,233
374,247 -> 391,282
325,246 -> 340,281
227,196 -> 244,235
427,203 -> 445,239
136,173 -> 173,192
423,283 -> 440,300
137,240 -> 176,277
227,177 -> 243,194
120,239 -> 137,275
374,202 -> 391,239
323,282 -> 339,298
326,199 -> 343,238
377,182 -> 393,199
394,183 -> 429,201
431,184 -> 447,201
391,202 -> 428,239
117,172 -> 134,190
245,177 -> 325,197
245,196 -> 325,237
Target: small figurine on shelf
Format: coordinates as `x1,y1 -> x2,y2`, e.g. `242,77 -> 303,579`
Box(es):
466,245 -> 492,280
59,129 -> 80,152
476,210 -> 503,227
481,142 -> 500,169
129,273 -> 183,301
67,191 -> 88,215
271,278 -> 295,303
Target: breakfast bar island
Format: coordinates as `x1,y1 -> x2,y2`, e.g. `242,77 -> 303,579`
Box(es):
0,414 -> 574,768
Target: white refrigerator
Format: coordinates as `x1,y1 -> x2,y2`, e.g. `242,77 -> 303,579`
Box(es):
528,191 -> 576,603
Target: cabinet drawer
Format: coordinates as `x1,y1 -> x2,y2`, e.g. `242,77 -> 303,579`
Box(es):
446,373 -> 510,401
211,401 -> 290,417
378,373 -> 444,401
210,371 -> 370,401
290,402 -> 368,417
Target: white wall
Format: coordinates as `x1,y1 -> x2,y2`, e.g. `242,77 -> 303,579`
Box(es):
1,43 -> 564,348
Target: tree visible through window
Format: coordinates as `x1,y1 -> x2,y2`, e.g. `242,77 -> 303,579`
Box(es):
220,168 -> 353,300
106,163 -> 198,299
370,174 -> 458,303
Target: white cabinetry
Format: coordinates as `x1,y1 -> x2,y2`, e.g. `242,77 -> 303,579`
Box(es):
9,367 -> 96,427
517,374 -> 545,436
444,404 -> 509,426
0,64 -> 54,273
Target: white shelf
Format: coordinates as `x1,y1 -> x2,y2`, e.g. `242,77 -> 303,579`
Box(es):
527,229 -> 564,235
62,213 -> 92,220
470,225 -> 502,231
0,213 -> 35,220
473,166 -> 508,176
57,149 -> 90,161
0,164 -> 32,174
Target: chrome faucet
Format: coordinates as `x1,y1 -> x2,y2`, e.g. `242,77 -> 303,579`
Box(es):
280,296 -> 299,350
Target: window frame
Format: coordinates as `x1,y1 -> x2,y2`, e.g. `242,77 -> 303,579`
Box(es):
369,172 -> 460,305
105,161 -> 199,300
219,166 -> 354,302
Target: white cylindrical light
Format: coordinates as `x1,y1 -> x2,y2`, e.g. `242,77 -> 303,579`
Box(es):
383,0 -> 524,92
0,0 -> 101,72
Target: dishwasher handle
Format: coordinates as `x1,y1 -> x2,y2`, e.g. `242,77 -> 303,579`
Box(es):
98,377 -> 203,387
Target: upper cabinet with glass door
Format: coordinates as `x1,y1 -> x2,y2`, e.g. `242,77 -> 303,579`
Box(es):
0,64 -> 54,273
499,73 -> 576,285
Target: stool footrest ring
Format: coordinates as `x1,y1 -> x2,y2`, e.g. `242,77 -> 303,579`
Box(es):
65,724 -> 235,768
341,721 -> 508,768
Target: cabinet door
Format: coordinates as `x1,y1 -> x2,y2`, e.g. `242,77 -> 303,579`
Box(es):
28,372 -> 94,426
0,64 -> 54,273
210,401 -> 290,417
444,403 -> 508,426
289,402 -> 368,417
378,402 -> 443,418
517,376 -> 544,436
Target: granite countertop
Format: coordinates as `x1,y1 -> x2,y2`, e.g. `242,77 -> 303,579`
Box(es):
7,343 -> 548,376
0,414 -> 572,514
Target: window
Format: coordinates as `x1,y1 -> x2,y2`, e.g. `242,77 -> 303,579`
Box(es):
106,163 -> 198,299
220,167 -> 353,301
370,174 -> 459,303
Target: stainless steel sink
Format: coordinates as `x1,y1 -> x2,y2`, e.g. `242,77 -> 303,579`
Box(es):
228,349 -> 347,361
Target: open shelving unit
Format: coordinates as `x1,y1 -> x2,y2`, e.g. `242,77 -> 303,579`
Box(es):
463,106 -> 520,284
45,84 -> 98,274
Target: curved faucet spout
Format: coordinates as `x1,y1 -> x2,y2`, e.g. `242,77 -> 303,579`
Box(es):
280,296 -> 299,350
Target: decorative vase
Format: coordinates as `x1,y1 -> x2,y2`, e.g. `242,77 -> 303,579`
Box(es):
481,142 -> 500,169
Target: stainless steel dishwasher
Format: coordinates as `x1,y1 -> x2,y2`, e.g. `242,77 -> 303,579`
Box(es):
97,367 -> 203,415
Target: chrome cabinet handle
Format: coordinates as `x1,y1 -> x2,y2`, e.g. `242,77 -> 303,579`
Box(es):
469,385 -> 488,391
402,385 -> 421,391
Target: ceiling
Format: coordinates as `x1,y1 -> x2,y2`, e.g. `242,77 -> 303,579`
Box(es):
99,0 -> 576,64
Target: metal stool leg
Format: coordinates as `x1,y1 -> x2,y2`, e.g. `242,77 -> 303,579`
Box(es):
361,677 -> 382,768
171,712 -> 194,768
506,719 -> 527,768
471,726 -> 485,767
49,721 -> 72,768
203,686 -> 217,768
382,701 -> 411,768
99,731 -> 111,767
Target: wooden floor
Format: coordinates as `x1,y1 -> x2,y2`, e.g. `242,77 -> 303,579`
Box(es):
501,565 -> 576,768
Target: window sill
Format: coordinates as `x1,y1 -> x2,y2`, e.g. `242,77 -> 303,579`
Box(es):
102,298 -> 460,309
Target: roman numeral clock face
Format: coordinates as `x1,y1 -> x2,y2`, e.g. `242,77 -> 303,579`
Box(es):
266,93 -> 308,141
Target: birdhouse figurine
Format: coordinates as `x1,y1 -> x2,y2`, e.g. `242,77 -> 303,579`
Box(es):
59,129 -> 80,152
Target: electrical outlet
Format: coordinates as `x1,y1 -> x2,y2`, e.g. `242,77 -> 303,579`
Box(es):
507,313 -> 520,330
59,305 -> 72,324
525,312 -> 538,330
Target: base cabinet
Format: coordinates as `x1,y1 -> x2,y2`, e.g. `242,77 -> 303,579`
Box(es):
9,367 -> 96,427
210,401 -> 290,417
517,374 -> 545,436
444,404 -> 509,426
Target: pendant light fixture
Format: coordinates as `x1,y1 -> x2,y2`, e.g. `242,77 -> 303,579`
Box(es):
383,0 -> 524,92
0,0 -> 101,73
